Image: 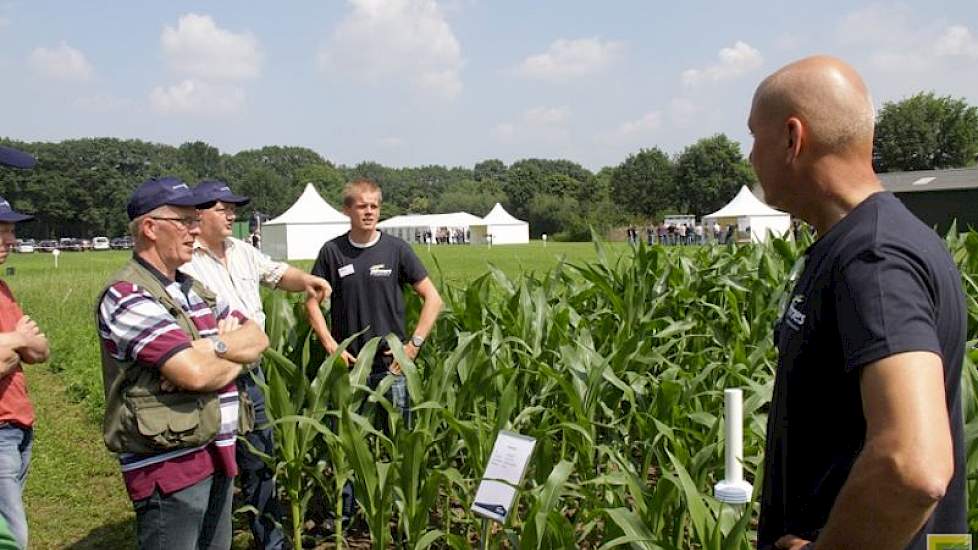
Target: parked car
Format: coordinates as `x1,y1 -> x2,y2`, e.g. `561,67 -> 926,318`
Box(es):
79,239 -> 93,251
92,236 -> 110,250
15,239 -> 35,253
110,236 -> 133,250
59,238 -> 82,251
36,240 -> 58,253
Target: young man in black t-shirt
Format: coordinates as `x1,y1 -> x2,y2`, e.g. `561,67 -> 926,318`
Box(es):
307,178 -> 443,427
750,57 -> 966,550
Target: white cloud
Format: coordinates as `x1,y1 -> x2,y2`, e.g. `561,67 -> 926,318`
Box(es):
29,42 -> 93,80
161,13 -> 261,80
149,80 -> 245,116
616,111 -> 661,137
935,25 -> 978,58
516,37 -> 624,80
681,41 -> 762,87
492,106 -> 570,144
319,0 -> 464,100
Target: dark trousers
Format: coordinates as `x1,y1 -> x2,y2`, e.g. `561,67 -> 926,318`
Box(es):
239,370 -> 287,550
134,472 -> 234,550
340,368 -> 412,523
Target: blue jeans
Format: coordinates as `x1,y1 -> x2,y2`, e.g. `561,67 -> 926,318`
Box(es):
133,472 -> 234,550
238,370 -> 286,550
0,425 -> 31,549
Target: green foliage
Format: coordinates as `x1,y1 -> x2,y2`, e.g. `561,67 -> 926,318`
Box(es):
611,148 -> 675,218
673,134 -> 756,218
874,92 -> 978,172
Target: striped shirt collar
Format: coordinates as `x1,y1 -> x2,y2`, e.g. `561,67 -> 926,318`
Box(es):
133,253 -> 192,294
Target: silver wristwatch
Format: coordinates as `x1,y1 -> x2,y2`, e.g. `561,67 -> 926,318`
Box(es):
209,336 -> 229,357
410,335 -> 425,348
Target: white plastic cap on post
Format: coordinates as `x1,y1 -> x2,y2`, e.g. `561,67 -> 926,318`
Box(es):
714,388 -> 753,504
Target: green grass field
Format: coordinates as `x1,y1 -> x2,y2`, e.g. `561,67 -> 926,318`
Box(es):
3,241 -> 629,549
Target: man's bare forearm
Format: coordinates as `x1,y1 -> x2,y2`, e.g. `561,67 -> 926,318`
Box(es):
305,296 -> 337,349
217,320 -> 268,364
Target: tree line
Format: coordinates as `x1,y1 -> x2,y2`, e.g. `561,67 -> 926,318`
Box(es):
1,92 -> 974,241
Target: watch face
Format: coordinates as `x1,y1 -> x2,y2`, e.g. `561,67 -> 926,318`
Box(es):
214,339 -> 229,354
411,336 -> 424,347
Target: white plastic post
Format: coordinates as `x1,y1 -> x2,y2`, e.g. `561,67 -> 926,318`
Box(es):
714,388 -> 753,504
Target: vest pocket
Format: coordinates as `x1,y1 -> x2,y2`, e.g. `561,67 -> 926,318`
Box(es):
127,393 -> 220,451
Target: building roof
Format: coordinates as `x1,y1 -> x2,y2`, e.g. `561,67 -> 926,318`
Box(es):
878,167 -> 978,194
703,185 -> 789,219
378,212 -> 486,229
265,183 -> 348,225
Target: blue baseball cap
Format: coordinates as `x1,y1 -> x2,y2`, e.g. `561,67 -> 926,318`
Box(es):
127,177 -> 199,220
193,179 -> 250,207
0,197 -> 34,223
0,146 -> 36,169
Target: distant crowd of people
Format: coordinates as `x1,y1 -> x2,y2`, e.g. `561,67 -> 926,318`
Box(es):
413,227 -> 470,245
625,221 -> 744,246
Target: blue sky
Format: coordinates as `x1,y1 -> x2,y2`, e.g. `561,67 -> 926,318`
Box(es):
1,1 -> 976,171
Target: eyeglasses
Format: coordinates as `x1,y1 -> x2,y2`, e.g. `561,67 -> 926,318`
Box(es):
150,216 -> 201,229
213,207 -> 236,218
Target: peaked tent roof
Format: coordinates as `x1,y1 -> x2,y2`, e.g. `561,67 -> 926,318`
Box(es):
703,186 -> 788,219
265,183 -> 348,225
482,203 -> 527,225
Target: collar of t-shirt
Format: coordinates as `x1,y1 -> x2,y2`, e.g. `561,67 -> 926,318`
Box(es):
134,254 -> 194,298
348,231 -> 381,249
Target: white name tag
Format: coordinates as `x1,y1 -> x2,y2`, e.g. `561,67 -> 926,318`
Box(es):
338,264 -> 355,278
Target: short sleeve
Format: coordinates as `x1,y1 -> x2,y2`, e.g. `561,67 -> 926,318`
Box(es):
97,282 -> 192,369
311,245 -> 333,283
247,245 -> 288,288
398,242 -> 428,285
834,246 -> 941,371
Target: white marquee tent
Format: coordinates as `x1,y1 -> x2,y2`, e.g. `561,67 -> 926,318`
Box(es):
482,203 -> 529,244
702,186 -> 791,243
378,212 -> 487,244
262,183 -> 350,260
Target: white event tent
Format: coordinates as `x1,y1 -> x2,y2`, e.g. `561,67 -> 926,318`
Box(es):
702,186 -> 791,243
378,212 -> 487,244
482,203 -> 530,244
262,183 -> 350,260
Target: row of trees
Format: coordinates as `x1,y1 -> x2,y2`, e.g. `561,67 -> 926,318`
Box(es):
1,92 -> 974,240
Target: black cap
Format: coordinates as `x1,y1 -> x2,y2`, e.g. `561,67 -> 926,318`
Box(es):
0,146 -> 36,169
0,197 -> 34,223
193,180 -> 250,207
127,177 -> 199,220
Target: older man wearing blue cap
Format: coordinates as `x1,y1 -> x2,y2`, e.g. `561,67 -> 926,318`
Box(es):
182,179 -> 331,550
0,145 -> 49,550
96,176 -> 269,549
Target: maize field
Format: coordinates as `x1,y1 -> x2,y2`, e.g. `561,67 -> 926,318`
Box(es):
259,228 -> 978,549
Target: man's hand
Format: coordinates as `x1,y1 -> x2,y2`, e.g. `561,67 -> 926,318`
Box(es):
775,534 -> 812,550
15,315 -> 47,350
385,342 -> 419,375
217,316 -> 240,335
0,346 -> 20,378
326,341 -> 356,367
303,274 -> 331,303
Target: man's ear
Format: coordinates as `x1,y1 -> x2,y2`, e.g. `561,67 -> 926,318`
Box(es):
785,117 -> 803,163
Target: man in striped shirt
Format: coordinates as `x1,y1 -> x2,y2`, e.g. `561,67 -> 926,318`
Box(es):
97,177 -> 269,549
181,179 -> 331,550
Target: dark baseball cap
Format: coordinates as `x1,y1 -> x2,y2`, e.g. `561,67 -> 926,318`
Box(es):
193,180 -> 250,207
0,197 -> 34,223
0,146 -> 36,169
127,177 -> 199,220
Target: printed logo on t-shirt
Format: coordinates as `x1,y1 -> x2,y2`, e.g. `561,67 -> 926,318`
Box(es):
369,264 -> 392,277
785,295 -> 806,330
926,534 -> 971,550
338,264 -> 355,278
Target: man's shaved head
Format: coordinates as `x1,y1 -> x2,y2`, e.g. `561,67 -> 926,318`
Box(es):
752,55 -> 875,154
